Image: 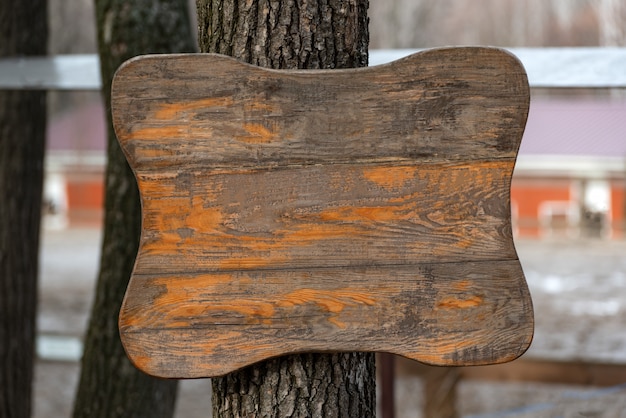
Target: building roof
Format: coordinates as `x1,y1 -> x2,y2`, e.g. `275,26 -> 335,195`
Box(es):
520,99 -> 626,157
45,98 -> 626,164
47,101 -> 106,152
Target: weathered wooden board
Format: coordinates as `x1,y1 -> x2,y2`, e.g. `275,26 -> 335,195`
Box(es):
112,47 -> 534,378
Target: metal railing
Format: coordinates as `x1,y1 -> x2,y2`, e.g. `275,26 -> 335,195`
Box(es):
2,48 -> 626,90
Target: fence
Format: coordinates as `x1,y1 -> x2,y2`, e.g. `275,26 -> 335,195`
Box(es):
3,48 -> 626,89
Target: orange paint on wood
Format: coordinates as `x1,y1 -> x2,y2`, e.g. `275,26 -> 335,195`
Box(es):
128,125 -> 191,140
153,97 -> 235,120
278,288 -> 377,313
436,296 -> 484,309
235,123 -> 279,144
363,166 -> 417,190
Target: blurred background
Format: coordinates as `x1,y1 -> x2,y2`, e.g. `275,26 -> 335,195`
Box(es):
24,0 -> 626,417
45,0 -> 626,238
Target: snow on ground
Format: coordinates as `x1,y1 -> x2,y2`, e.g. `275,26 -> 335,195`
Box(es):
35,228 -> 626,417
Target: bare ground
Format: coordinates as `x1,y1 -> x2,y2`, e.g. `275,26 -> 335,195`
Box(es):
36,228 -> 626,417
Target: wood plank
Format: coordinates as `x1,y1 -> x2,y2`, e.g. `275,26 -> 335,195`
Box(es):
112,48 -> 529,169
112,47 -> 533,378
133,160 -> 517,273
459,358 -> 626,387
120,261 -> 532,377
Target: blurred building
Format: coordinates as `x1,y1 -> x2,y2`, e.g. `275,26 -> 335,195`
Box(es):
513,98 -> 626,239
44,95 -> 626,239
44,98 -> 105,228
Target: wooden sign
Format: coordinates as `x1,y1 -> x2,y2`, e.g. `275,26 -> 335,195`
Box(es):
112,47 -> 534,378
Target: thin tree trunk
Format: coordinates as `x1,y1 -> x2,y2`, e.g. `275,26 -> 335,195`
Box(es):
0,1 -> 47,417
71,1 -> 195,417
195,1 -> 375,416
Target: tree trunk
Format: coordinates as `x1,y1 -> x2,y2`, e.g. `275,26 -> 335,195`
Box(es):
0,1 -> 47,417
195,1 -> 375,416
71,1 -> 195,417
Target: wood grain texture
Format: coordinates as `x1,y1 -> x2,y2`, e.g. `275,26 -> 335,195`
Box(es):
112,47 -> 534,378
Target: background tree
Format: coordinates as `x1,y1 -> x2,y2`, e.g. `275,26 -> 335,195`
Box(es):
0,1 -> 47,417
195,1 -> 376,416
71,1 -> 195,417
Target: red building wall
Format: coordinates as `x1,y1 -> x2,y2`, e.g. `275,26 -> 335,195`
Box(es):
611,180 -> 626,239
511,179 -> 572,238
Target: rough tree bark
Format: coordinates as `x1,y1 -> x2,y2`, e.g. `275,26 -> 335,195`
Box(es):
71,1 -> 195,417
195,1 -> 376,416
0,1 -> 47,417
